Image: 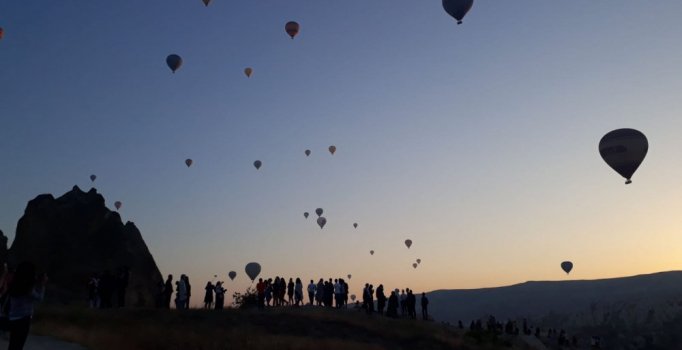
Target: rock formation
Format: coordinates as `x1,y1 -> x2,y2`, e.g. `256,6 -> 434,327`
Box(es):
8,186 -> 162,307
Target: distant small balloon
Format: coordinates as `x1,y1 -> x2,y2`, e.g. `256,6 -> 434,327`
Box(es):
185,159 -> 193,167
328,145 -> 336,155
353,223 -> 358,229
317,217 -> 327,229
166,54 -> 183,73
214,275 -> 217,278
347,274 -> 351,279
413,263 -> 418,269
244,67 -> 253,78
350,294 -> 356,301
305,149 -> 311,157
370,250 -> 374,255
285,21 -> 300,39
254,160 -> 262,170
202,0 -> 210,6
442,0 -> 474,25
304,212 -> 309,219
405,239 -> 412,249
416,258 -> 421,264
245,262 -> 261,282
228,271 -> 237,281
90,174 -> 96,182
315,208 -> 323,217
561,261 -> 573,275
114,201 -> 122,210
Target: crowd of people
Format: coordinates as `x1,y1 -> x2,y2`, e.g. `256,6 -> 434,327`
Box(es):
86,266 -> 130,309
464,315 -> 586,348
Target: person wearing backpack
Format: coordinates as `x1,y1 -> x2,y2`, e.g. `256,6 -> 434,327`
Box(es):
5,262 -> 47,350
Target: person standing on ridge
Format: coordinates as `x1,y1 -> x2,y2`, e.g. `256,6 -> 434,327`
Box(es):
204,281 -> 214,309
307,279 -> 316,305
421,292 -> 429,320
164,274 -> 173,309
376,285 -> 386,315
256,278 -> 265,309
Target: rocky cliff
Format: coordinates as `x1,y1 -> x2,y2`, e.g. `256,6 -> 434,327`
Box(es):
8,186 -> 162,307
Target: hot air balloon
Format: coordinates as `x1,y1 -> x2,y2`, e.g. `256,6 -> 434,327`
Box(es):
405,239 -> 412,249
202,0 -> 210,6
90,174 -> 96,182
317,217 -> 327,229
228,271 -> 237,281
442,0 -> 474,25
253,160 -> 262,170
413,263 -> 418,269
166,54 -> 183,73
285,21 -> 299,39
328,145 -> 336,155
305,149 -> 311,157
370,250 -> 374,255
350,294 -> 356,301
304,212 -> 309,219
599,129 -> 648,184
417,259 -> 421,264
561,261 -> 573,275
114,201 -> 122,210
315,208 -> 323,217
347,274 -> 351,280
353,223 -> 358,229
244,67 -> 253,78
185,159 -> 193,167
245,262 -> 261,282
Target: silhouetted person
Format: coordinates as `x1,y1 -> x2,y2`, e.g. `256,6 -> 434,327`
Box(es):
204,281 -> 214,309
400,290 -> 407,316
256,278 -> 265,309
278,277 -> 286,306
420,292 -> 429,320
99,270 -> 114,309
87,274 -> 99,309
458,320 -> 463,329
214,282 -> 225,310
175,275 -> 188,309
6,262 -> 47,350
376,285 -> 386,315
294,278 -> 303,306
386,291 -> 398,318
287,278 -> 294,305
342,280 -> 349,308
307,279 -> 316,305
316,279 -> 324,306
367,284 -> 375,314
265,279 -> 273,306
115,266 -> 129,308
183,275 -> 191,309
535,327 -> 541,337
164,274 -> 173,309
325,279 -> 334,307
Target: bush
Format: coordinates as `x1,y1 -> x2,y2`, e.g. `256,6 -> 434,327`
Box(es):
232,287 -> 258,309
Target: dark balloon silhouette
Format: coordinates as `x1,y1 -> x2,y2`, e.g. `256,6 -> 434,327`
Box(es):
561,261 -> 573,275
315,208 -> 323,217
305,149 -> 311,157
202,0 -> 211,6
317,217 -> 327,229
245,262 -> 261,282
304,212 -> 309,219
228,271 -> 236,280
244,67 -> 253,77
114,201 -> 122,211
166,54 -> 183,73
285,21 -> 300,39
254,160 -> 262,170
90,174 -> 96,182
599,129 -> 648,184
185,159 -> 193,167
442,0 -> 474,25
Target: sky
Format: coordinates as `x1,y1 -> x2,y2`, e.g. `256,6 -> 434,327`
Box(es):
1,1 -> 682,305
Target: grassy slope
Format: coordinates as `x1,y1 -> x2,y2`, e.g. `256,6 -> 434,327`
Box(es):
32,306 -> 532,350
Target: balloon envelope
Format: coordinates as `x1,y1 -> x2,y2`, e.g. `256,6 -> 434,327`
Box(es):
245,262 -> 261,282
90,174 -> 96,182
244,67 -> 253,77
228,271 -> 237,281
599,128 -> 648,184
561,261 -> 573,274
253,160 -> 262,170
370,250 -> 374,255
166,54 -> 183,73
328,145 -> 336,155
353,223 -> 358,229
416,259 -> 421,264
305,149 -> 311,157
202,0 -> 210,6
405,239 -> 412,249
347,274 -> 351,279
350,294 -> 356,301
304,212 -> 309,219
185,159 -> 193,167
315,208 -> 323,217
285,21 -> 299,39
114,201 -> 122,210
442,0 -> 474,24
413,263 -> 418,269
317,217 -> 327,229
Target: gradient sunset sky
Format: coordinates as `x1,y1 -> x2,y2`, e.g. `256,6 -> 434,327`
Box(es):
1,1 -> 682,303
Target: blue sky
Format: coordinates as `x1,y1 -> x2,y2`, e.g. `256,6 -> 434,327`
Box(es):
1,1 -> 682,300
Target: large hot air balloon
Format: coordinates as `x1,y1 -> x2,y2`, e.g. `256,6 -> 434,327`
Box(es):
245,262 -> 261,282
561,261 -> 573,275
244,67 -> 253,78
347,274 -> 351,280
353,223 -> 358,229
253,160 -> 262,170
350,294 -> 356,301
202,0 -> 211,6
416,258 -> 421,264
285,21 -> 299,39
166,54 -> 183,73
90,174 -> 96,182
405,239 -> 412,249
185,159 -> 193,167
370,250 -> 374,255
599,129 -> 648,184
114,201 -> 122,211
412,263 -> 418,269
315,208 -> 323,217
317,217 -> 327,229
228,271 -> 237,281
305,149 -> 311,157
328,145 -> 336,155
442,0 -> 474,25
304,212 -> 309,219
